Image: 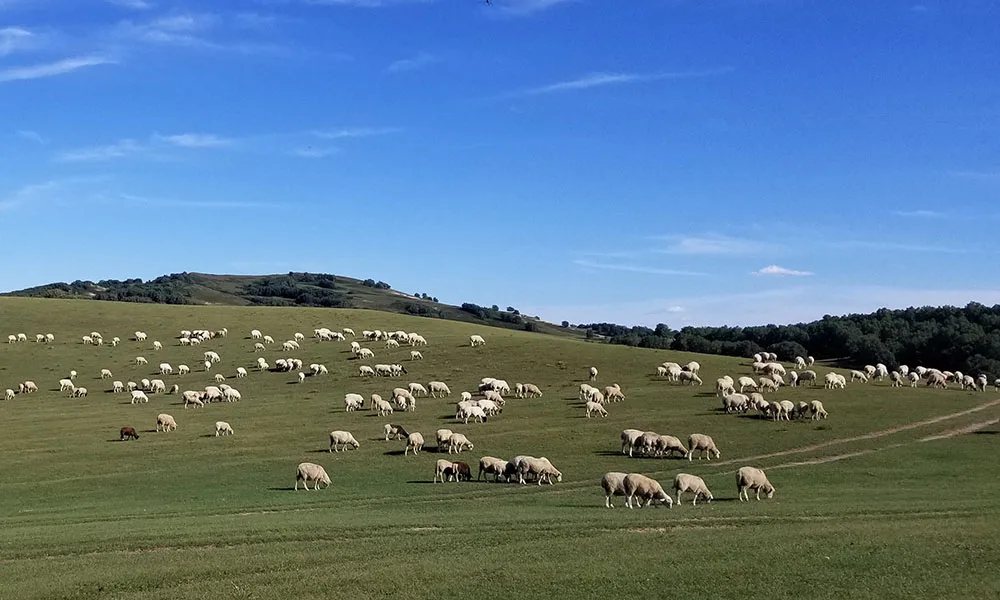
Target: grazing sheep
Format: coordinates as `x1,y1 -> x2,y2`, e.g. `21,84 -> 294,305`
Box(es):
890,371 -> 905,387
130,390 -> 149,404
788,371 -> 799,386
926,372 -> 948,389
405,432 -> 425,455
236,367 -> 248,379
809,400 -> 828,420
408,382 -> 428,397
156,413 -> 177,432
135,331 -> 147,342
374,399 -> 394,416
678,372 -> 703,386
478,456 -> 508,482
5,389 -> 14,401
100,368 -> 113,380
521,383 -> 543,398
684,361 -> 701,375
428,381 -> 452,398
621,429 -> 644,456
297,372 -> 306,384
457,405 -> 487,424
59,378 -> 75,392
799,370 -> 818,385
687,434 -> 720,461
152,341 -> 163,351
517,457 -> 562,485
177,364 -> 190,376
215,421 -> 234,436
722,393 -> 750,413
654,435 -> 688,458
329,430 -> 360,452
447,432 -> 474,454
135,356 -> 148,366
223,388 -> 241,402
673,473 -> 713,506
605,384 -> 625,402
758,377 -> 779,392
295,462 -> 331,490
20,381 -> 38,394
344,393 -> 365,412
469,334 -> 486,347
586,400 -> 608,418
736,466 -> 775,501
589,366 -> 599,381
624,473 -> 674,509
737,376 -> 758,392
359,365 -> 375,377
72,387 -> 88,398
384,423 -> 409,441
433,459 -> 459,483
203,361 -> 212,372
601,472 -> 628,508
120,426 -> 140,441
410,350 -> 423,360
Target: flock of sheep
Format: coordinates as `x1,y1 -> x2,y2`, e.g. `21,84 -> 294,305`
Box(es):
3,324 -> 995,508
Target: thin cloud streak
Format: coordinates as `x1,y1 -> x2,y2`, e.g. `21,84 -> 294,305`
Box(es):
650,234 -> 775,256
490,0 -> 574,17
894,209 -> 946,218
385,51 -> 437,73
155,133 -> 233,147
57,139 -> 144,162
15,130 -> 45,144
119,193 -> 288,210
0,56 -> 115,83
291,146 -> 338,158
511,68 -> 729,97
574,259 -> 707,277
753,265 -> 813,277
106,0 -> 153,8
0,26 -> 32,56
311,126 -> 401,139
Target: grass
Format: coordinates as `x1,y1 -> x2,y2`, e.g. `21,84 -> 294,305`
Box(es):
1,296 -> 999,599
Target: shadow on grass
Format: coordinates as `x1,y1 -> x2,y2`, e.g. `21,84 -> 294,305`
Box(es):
201,434 -> 218,438
973,430 -> 1000,435
384,449 -> 406,456
268,487 -> 297,492
407,480 -> 437,484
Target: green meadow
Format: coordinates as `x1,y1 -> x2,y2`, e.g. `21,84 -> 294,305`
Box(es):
1,297 -> 998,599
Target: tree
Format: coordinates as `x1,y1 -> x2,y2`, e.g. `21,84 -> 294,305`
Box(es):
561,321 -> 570,328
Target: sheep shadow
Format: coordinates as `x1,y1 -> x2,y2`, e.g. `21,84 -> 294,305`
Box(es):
200,434 -> 218,438
594,451 -> 624,457
384,449 -> 407,456
107,439 -> 131,443
268,487 -> 297,492
974,430 -> 1000,435
406,480 -> 437,484
142,429 -> 157,433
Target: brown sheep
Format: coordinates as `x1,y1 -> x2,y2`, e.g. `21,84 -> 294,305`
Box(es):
120,426 -> 139,441
453,461 -> 473,482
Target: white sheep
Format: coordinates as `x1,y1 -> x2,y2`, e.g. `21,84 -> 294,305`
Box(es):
809,400 -> 828,420
469,334 -> 486,347
410,350 -> 423,360
295,462 -> 331,490
328,430 -> 360,452
673,473 -> 713,506
374,398 -> 394,416
479,457 -> 509,482
223,388 -> 241,402
112,381 -> 124,393
457,405 -> 487,424
264,335 -> 275,345
152,341 -> 163,351
585,400 -> 608,418
601,472 -> 628,508
99,368 -> 113,380
297,372 -> 306,384
135,356 -> 148,366
236,367 -> 248,379
135,331 -> 147,341
251,329 -> 263,339
433,459 -> 458,483
655,435 -> 688,458
738,376 -> 758,392
215,421 -> 234,436
359,365 -> 375,377
624,473 -> 674,509
517,457 -> 562,485
589,366 -> 599,381
156,413 -> 177,432
447,432 -> 474,453
678,371 -> 703,386
687,433 -> 720,461
72,387 -> 88,398
405,432 -> 425,455
4,389 -> 14,401
621,429 -> 644,456
183,391 -> 204,408
130,390 -> 149,404
59,378 -> 75,392
428,381 -> 452,397
522,383 -> 543,398
736,466 -> 775,501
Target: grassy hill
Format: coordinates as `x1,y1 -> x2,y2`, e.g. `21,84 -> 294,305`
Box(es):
1,296 -> 999,599
4,271 -> 585,340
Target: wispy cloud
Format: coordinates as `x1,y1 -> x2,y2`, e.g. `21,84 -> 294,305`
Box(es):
15,130 -> 44,144
0,56 -> 114,83
385,51 -> 437,73
753,265 -> 813,277
573,259 -> 707,277
830,240 -> 966,254
0,181 -> 60,212
491,0 -> 574,17
106,0 -> 153,8
299,0 -> 436,7
893,209 -> 946,218
120,193 -> 286,210
312,126 -> 400,139
154,133 -> 233,148
57,139 -> 144,162
651,234 -> 775,256
0,26 -> 32,56
291,146 -> 338,158
511,69 -> 727,97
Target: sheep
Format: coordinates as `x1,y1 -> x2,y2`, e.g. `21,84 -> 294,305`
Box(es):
777,400 -> 795,421
428,381 -> 451,398
624,473 -> 674,509
722,392 -> 750,413
678,371 -> 703,386
297,372 -> 305,384
408,382 -> 428,397
737,376 -> 758,393
522,383 -> 543,398
6,334 -> 16,344
687,434 -> 720,461
295,462 -> 331,490
202,386 -> 224,403
374,399 -> 394,416
385,339 -> 400,349
788,371 -> 799,386
798,370 -> 818,385
433,459 -> 459,483
890,371 -> 905,387
716,378 -> 737,396
223,388 -> 241,402
120,426 -> 140,441
4,389 -> 15,401
469,334 -> 486,347
358,348 -> 375,360
181,391 -> 203,409
359,365 -> 375,377
149,379 -> 166,394
215,421 -> 234,436
19,381 -> 37,394
673,473 -> 713,506
156,413 -> 177,432
130,390 -> 149,404
518,457 -> 562,485
586,401 -> 608,418
447,432 -> 474,453
478,457 -> 508,482
758,377 -> 779,392
59,378 -> 75,392
809,400 -> 828,420
908,371 -> 920,387
794,356 -> 807,369
404,432 -> 425,455
264,335 -> 275,345
430,427 -> 453,451
459,391 -> 474,403
621,429 -> 644,456
684,361 -> 701,375
589,366 -> 598,381
135,331 -> 147,342
328,430 -> 360,452
344,393 -> 365,412
601,472 -> 628,508
383,423 -> 409,441
72,387 -> 88,398
483,390 -> 505,405
151,340 -> 162,351
410,350 -> 423,361
605,384 -> 625,402
477,399 -> 501,416
457,405 -> 487,424
135,356 -> 148,366
734,466 -> 776,502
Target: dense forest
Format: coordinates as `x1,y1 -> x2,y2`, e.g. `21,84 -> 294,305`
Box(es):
579,302 -> 1000,375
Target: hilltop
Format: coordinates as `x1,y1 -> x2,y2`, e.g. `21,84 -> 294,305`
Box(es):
3,271 -> 584,339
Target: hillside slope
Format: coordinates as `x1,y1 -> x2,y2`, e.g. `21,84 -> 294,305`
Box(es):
3,271 -> 584,339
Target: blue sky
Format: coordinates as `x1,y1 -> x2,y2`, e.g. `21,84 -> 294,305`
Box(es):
1,0 -> 998,327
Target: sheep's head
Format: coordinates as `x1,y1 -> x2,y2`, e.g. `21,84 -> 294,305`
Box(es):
765,486 -> 775,499
712,449 -> 721,459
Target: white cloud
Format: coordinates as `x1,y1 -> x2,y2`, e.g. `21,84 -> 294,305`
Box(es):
312,126 -> 400,139
57,139 -> 143,162
491,0 -> 574,17
386,51 -> 437,73
753,265 -> 813,277
652,234 -> 774,256
830,240 -> 966,254
154,133 -> 232,147
291,146 -> 338,158
893,209 -> 945,218
119,193 -> 286,210
512,69 -> 727,96
573,259 -> 707,277
0,26 -> 32,56
106,0 -> 153,8
0,181 -> 60,212
0,56 -> 114,83
15,130 -> 44,144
